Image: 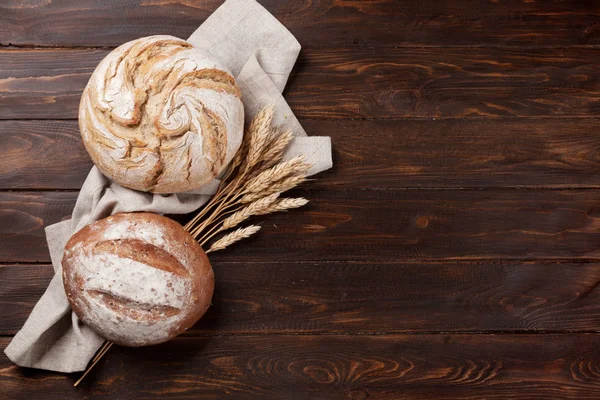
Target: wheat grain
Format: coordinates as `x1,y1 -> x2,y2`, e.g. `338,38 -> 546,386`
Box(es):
241,174 -> 307,203
245,129 -> 293,180
231,141 -> 248,169
206,225 -> 261,253
244,105 -> 274,170
261,130 -> 294,168
255,197 -> 309,215
221,193 -> 280,230
243,155 -> 307,194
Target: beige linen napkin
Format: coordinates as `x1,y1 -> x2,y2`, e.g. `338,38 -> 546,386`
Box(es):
5,0 -> 332,373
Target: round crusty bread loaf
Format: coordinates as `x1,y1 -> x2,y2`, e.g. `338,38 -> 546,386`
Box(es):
79,35 -> 244,193
62,212 -> 214,347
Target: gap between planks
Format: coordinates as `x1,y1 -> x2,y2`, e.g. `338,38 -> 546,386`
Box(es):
5,116 -> 600,121
6,187 -> 600,192
5,43 -> 600,50
1,331 -> 599,339
4,259 -> 600,266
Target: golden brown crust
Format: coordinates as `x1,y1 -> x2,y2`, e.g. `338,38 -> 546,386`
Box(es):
62,212 -> 214,347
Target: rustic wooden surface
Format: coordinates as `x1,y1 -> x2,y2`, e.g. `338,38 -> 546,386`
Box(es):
1,1 -> 599,399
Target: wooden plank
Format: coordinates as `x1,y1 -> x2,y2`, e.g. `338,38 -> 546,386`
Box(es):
2,261 -> 600,336
3,47 -> 600,120
4,190 -> 600,263
1,1 -> 600,47
4,118 -> 600,190
0,192 -> 73,262
1,334 -> 599,399
0,48 -> 101,120
0,121 -> 91,189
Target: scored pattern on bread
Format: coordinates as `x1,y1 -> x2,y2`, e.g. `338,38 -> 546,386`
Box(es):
79,35 -> 244,193
78,252 -> 188,309
93,239 -> 191,277
62,213 -> 214,347
86,290 -> 181,322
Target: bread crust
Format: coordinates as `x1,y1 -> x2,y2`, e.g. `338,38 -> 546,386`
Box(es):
79,35 -> 244,193
62,212 -> 214,347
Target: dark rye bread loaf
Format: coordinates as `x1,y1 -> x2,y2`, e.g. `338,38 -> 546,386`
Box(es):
62,212 -> 214,347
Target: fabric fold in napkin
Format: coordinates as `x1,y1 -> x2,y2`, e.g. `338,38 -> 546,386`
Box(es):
5,0 -> 332,373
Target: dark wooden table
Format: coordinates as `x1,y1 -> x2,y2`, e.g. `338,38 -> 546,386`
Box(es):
2,1 -> 600,399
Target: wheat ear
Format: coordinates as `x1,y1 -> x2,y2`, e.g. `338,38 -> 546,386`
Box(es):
246,129 -> 294,180
221,193 -> 280,230
206,225 -> 261,253
255,198 -> 309,215
242,155 -> 308,194
241,174 -> 308,203
244,105 -> 275,171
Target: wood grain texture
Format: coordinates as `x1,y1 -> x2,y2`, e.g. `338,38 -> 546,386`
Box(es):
2,0 -> 600,47
1,334 -> 599,399
4,118 -> 600,190
4,190 -> 600,263
2,2 -> 600,397
0,121 -> 91,189
2,261 -> 600,336
3,47 -> 600,119
0,192 -> 73,263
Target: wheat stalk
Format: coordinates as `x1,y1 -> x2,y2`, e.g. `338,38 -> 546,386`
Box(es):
206,225 -> 261,253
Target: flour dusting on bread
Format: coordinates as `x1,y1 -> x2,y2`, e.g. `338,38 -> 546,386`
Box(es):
79,35 -> 244,193
62,212 -> 214,347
